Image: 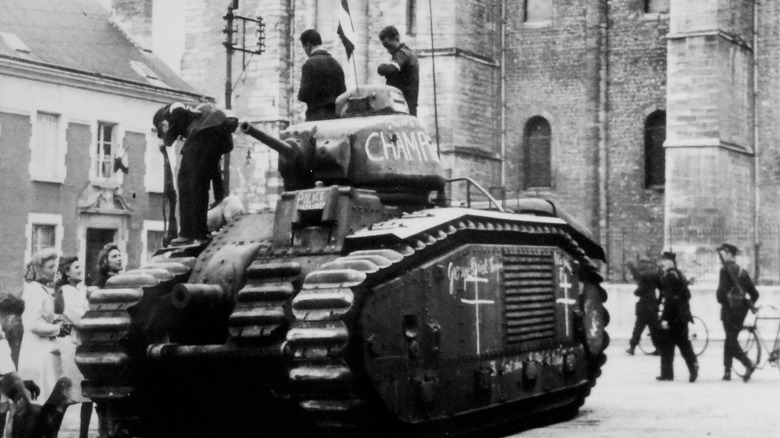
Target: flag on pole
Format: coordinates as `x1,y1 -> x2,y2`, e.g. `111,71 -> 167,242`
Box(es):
337,0 -> 356,59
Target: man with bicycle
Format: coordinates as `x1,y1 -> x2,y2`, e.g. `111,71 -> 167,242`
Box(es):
716,243 -> 759,382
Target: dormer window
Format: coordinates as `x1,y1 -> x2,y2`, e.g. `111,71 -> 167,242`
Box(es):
130,60 -> 170,88
0,32 -> 31,56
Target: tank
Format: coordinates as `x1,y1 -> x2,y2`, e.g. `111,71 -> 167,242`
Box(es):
76,85 -> 609,438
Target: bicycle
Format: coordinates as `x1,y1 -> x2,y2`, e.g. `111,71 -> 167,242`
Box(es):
638,315 -> 709,356
734,304 -> 780,378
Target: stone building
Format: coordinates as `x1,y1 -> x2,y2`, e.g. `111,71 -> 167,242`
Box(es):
0,0 -> 207,291
118,0 -> 780,283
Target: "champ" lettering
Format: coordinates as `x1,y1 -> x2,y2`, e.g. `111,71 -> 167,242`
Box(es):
364,129 -> 439,162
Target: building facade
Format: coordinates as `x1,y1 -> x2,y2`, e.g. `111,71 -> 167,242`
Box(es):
0,0 -> 207,291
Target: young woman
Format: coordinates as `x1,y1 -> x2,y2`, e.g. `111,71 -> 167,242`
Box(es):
18,247 -> 67,400
92,243 -> 123,289
56,255 -> 93,438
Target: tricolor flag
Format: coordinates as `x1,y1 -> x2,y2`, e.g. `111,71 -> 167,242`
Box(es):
336,0 -> 356,59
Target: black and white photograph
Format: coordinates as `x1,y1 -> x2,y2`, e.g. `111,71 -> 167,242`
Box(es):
1,0 -> 779,437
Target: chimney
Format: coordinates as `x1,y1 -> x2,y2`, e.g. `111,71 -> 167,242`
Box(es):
101,0 -> 153,51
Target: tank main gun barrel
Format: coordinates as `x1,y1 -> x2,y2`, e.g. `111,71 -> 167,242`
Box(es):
239,121 -> 300,162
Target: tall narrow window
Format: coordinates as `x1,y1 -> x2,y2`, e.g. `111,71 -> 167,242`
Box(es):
31,224 -> 55,255
523,116 -> 552,189
644,110 -> 666,188
406,0 -> 417,35
524,0 -> 554,23
96,122 -> 116,180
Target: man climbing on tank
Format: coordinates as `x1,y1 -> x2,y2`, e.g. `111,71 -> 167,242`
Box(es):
377,25 -> 419,116
152,102 -> 238,245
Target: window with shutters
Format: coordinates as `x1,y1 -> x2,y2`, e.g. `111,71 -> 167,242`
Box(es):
30,112 -> 66,183
141,221 -> 166,265
523,116 -> 552,189
25,213 -> 63,263
96,122 -> 117,181
644,110 -> 666,188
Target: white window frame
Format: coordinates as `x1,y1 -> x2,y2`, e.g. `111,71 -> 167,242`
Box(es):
144,128 -> 177,193
141,220 -> 166,266
29,111 -> 67,183
92,121 -> 124,187
25,213 -> 63,263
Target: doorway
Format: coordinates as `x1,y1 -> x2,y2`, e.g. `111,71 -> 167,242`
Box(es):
86,228 -> 116,286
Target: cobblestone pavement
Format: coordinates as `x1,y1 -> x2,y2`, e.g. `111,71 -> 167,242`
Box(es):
516,340 -> 780,437
56,340 -> 780,437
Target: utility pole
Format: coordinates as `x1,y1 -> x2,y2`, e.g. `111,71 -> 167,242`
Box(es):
223,0 -> 265,193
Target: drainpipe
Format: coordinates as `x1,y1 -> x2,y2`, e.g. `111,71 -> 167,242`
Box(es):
753,0 -> 760,281
500,0 -> 507,188
587,1 -> 609,268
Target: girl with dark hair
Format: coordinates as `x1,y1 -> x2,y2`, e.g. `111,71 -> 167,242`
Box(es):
18,248 -> 68,401
56,255 -> 94,438
93,243 -> 123,289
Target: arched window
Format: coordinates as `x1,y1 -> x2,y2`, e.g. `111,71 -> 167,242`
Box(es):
644,110 -> 666,188
523,116 -> 552,189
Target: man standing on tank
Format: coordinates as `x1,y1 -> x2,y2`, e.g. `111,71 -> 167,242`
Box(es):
152,102 -> 238,244
298,29 -> 347,121
377,25 -> 419,116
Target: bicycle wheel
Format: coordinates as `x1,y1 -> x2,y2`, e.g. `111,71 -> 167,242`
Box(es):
637,325 -> 656,355
688,316 -> 709,356
733,328 -> 761,378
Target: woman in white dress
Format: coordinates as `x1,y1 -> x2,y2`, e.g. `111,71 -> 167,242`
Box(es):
55,255 -> 93,438
18,247 -> 67,401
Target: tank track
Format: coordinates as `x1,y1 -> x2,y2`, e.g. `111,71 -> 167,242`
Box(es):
228,259 -> 302,341
77,255 -> 197,433
286,215 -> 609,435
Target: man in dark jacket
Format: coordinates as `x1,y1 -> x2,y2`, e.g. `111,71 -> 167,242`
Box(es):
716,243 -> 758,382
625,256 -> 660,355
377,25 -> 419,116
655,252 -> 698,382
298,29 -> 347,121
153,102 -> 238,244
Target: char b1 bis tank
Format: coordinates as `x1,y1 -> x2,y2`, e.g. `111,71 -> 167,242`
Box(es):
76,85 -> 609,437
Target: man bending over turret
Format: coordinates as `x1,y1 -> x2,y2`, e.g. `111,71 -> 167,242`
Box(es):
152,102 -> 238,245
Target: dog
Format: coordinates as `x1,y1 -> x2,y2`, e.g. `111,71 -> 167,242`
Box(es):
0,373 -> 72,438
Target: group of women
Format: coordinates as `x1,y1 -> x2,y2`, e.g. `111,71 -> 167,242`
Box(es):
17,243 -> 123,438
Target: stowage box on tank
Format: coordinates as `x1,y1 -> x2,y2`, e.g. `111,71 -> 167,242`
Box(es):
77,85 -> 609,438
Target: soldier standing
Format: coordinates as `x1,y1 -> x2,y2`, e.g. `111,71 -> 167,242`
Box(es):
716,243 -> 758,382
625,256 -> 660,355
655,252 -> 698,382
377,25 -> 419,116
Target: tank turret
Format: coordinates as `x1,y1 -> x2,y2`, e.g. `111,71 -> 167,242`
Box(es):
240,85 -> 446,205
